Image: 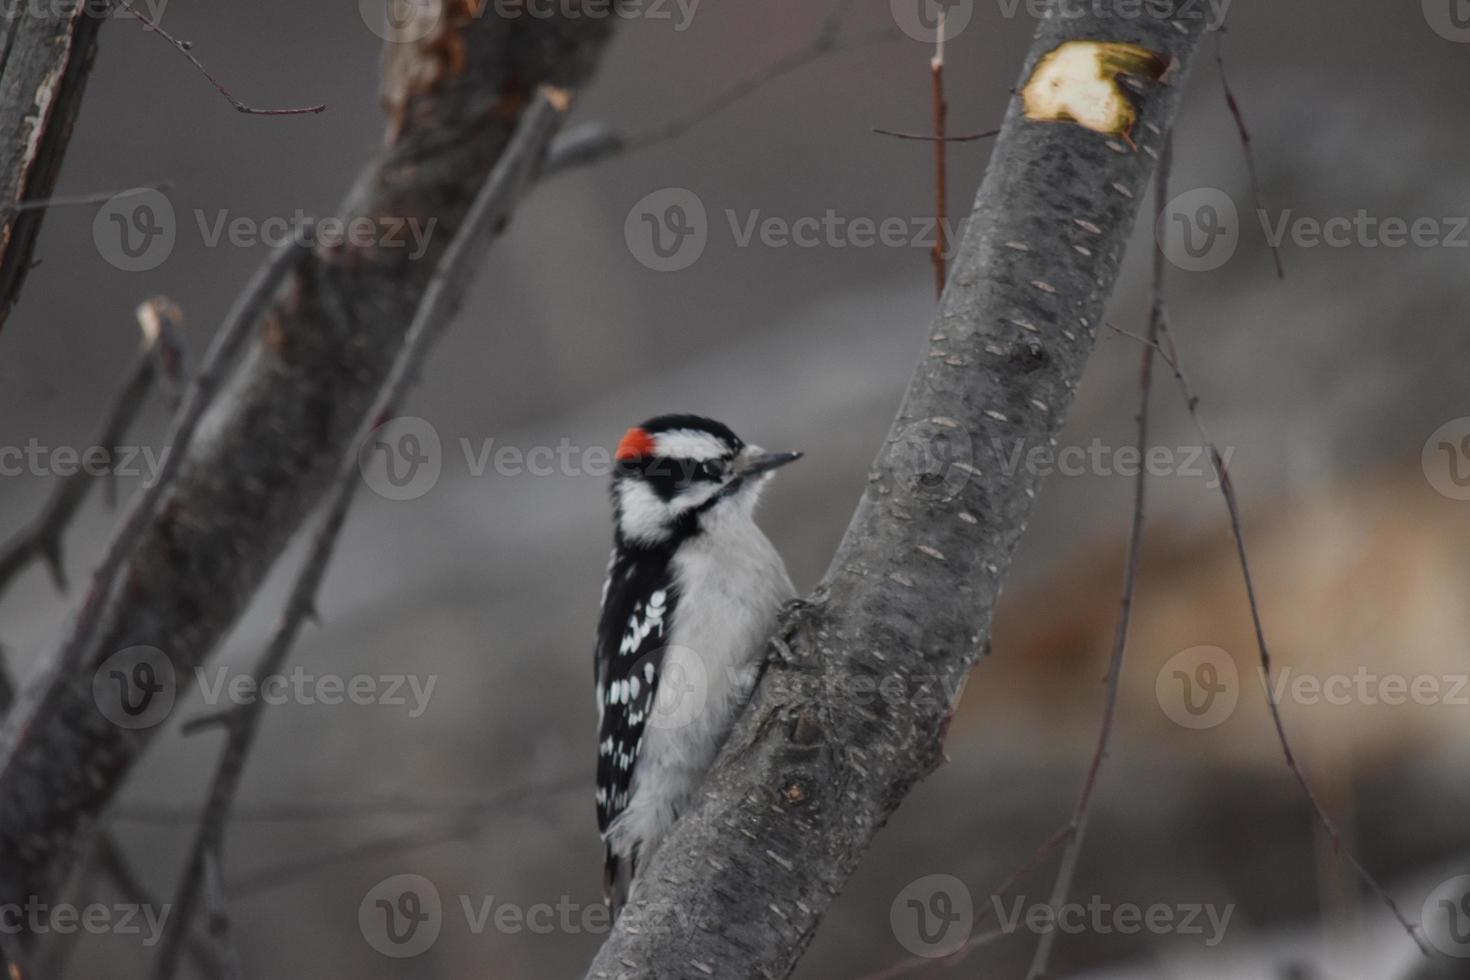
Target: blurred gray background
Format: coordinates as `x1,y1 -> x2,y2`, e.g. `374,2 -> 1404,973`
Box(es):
2,0 -> 1470,977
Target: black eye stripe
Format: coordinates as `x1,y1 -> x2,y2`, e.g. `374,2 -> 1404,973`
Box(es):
617,455 -> 733,499
694,460 -> 729,480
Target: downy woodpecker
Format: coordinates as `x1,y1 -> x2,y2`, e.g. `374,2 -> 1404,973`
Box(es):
594,415 -> 799,914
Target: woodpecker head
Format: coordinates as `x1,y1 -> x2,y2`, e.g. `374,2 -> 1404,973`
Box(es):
610,414 -> 801,548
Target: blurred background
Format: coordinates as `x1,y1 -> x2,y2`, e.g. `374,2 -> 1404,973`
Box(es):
2,0 -> 1469,976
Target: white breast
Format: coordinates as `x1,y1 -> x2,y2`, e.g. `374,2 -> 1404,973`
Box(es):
603,501 -> 794,862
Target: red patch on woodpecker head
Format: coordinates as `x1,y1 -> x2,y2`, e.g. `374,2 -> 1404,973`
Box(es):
616,427 -> 657,461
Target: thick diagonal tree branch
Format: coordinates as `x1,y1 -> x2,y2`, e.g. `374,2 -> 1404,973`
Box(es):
586,8 -> 1208,978
0,0 -> 107,332
0,8 -> 613,945
150,94 -> 564,980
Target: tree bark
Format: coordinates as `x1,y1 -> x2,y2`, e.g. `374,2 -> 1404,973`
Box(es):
586,6 -> 1208,978
0,0 -> 106,332
0,6 -> 613,941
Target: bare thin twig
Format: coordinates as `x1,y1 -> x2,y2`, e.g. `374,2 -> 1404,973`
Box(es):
91,835 -> 223,976
544,0 -> 891,175
114,0 -> 325,116
872,127 -> 1000,143
1,183 -> 172,216
930,14 -> 949,297
46,238 -> 307,675
976,825 -> 1073,925
853,827 -> 1071,980
0,651 -> 12,716
0,297 -> 185,598
149,93 -> 565,980
1104,321 -> 1429,955
201,850 -> 238,980
1215,31 -> 1283,279
858,929 -> 1010,980
232,820 -> 486,897
621,4 -> 881,153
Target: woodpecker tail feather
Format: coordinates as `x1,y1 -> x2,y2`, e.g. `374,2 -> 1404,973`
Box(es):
603,845 -> 635,920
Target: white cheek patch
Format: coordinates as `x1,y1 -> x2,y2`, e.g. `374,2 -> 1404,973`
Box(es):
653,430 -> 729,462
670,482 -> 721,514
616,480 -> 674,545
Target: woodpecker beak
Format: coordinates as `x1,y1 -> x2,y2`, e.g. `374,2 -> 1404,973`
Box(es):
737,449 -> 803,478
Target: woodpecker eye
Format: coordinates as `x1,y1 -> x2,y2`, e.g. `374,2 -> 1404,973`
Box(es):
695,460 -> 727,482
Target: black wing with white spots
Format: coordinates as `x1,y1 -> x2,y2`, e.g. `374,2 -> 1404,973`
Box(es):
594,550 -> 677,837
